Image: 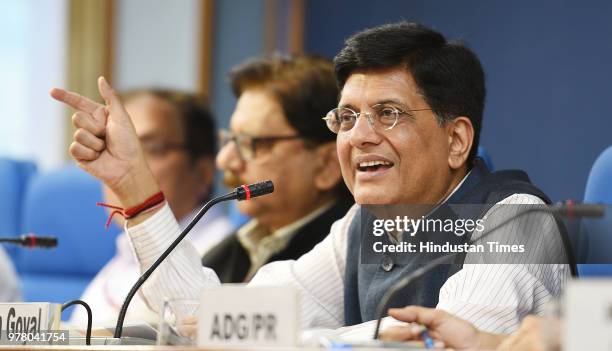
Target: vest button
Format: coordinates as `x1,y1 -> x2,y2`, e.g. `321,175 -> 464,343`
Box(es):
381,256 -> 394,272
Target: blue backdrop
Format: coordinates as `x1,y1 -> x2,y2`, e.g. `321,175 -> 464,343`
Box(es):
303,0 -> 612,201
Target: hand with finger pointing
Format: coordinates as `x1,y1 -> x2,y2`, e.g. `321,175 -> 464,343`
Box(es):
50,77 -> 160,210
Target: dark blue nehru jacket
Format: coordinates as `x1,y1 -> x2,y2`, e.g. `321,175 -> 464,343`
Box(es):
343,158 -> 555,326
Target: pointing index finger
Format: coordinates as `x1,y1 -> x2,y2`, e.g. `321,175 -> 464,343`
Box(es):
50,88 -> 102,114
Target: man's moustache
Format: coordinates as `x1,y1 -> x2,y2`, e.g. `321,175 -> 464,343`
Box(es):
223,172 -> 244,189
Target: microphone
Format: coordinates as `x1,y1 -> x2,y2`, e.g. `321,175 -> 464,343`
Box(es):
550,202 -> 605,218
0,234 -> 58,248
113,180 -> 274,339
236,180 -> 274,201
371,202 -> 605,339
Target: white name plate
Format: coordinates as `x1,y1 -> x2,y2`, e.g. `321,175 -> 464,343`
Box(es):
564,279 -> 612,351
198,285 -> 299,347
0,303 -> 61,334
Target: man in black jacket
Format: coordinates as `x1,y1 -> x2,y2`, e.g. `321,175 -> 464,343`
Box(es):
203,55 -> 353,282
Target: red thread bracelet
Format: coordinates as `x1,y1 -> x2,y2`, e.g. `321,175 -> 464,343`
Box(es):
97,191 -> 165,228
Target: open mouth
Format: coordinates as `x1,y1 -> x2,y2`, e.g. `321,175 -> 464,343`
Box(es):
357,160 -> 394,172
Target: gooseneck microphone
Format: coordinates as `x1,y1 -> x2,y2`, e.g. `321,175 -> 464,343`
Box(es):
0,235 -> 58,248
550,202 -> 605,218
114,180 -> 274,339
372,203 -> 605,339
236,181 -> 274,201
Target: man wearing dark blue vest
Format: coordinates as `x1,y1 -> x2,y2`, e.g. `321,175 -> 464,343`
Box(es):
52,22 -> 570,338
328,22 -> 571,334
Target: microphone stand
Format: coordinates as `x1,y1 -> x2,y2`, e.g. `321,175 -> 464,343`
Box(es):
372,203 -> 605,339
114,181 -> 273,339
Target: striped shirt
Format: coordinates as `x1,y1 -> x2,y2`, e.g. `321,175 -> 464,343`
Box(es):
238,201 -> 336,280
70,206 -> 232,326
125,193 -> 569,339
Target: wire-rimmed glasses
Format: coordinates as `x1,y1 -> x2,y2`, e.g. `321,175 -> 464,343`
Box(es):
322,104 -> 432,134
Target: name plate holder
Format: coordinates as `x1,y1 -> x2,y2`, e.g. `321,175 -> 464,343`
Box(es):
0,303 -> 61,344
564,279 -> 612,351
198,285 -> 299,347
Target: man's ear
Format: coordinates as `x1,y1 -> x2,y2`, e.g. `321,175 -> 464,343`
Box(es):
447,116 -> 474,170
193,156 -> 215,197
313,142 -> 343,192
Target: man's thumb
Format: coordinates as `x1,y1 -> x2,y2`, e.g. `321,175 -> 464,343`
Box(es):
98,76 -> 126,117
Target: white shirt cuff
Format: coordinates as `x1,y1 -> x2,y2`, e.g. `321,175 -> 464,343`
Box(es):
125,203 -> 182,270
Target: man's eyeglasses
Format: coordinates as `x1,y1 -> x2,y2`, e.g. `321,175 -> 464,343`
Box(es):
322,104 -> 432,134
141,141 -> 187,158
218,129 -> 302,162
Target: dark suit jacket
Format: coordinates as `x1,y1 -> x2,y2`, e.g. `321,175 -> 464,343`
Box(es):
202,199 -> 354,283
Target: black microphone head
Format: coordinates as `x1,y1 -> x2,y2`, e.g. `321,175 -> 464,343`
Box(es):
553,203 -> 606,218
236,180 -> 274,201
22,235 -> 58,248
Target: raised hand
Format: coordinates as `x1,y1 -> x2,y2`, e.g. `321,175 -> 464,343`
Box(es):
51,77 -> 159,208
